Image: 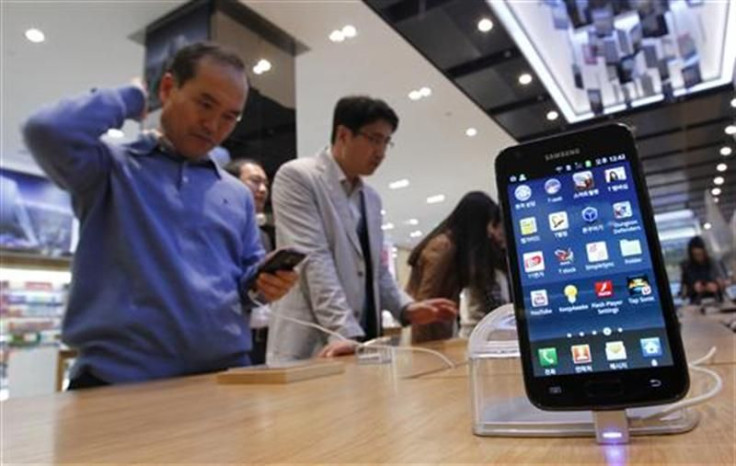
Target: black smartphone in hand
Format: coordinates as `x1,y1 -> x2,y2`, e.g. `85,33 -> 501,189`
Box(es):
258,248 -> 306,275
495,124 -> 689,411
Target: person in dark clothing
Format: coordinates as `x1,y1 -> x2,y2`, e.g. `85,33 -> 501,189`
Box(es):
680,236 -> 726,304
225,158 -> 273,364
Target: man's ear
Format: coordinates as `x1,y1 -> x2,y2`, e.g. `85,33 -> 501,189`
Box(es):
336,125 -> 351,144
159,72 -> 176,105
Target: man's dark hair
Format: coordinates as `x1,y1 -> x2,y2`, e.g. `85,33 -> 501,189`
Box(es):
224,158 -> 263,178
330,96 -> 399,144
167,42 -> 245,87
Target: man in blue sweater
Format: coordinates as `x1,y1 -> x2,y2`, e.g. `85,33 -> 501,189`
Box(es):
23,42 -> 297,389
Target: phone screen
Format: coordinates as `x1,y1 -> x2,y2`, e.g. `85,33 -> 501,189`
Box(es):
506,154 -> 674,378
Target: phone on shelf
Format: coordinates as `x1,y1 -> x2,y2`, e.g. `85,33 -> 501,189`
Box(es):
495,124 -> 689,411
258,248 -> 306,275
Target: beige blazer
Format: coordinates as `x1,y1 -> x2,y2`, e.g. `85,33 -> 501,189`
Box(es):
267,147 -> 412,362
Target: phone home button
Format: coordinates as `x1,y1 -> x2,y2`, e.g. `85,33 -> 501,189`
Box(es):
584,379 -> 622,398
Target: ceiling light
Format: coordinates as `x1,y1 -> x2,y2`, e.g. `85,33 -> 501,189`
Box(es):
419,87 -> 432,97
713,197 -> 720,204
408,90 -> 421,101
426,194 -> 445,204
518,73 -> 533,85
329,30 -> 345,42
716,163 -> 727,172
405,219 -> 419,226
726,125 -> 736,135
410,230 -> 423,238
24,28 -> 45,43
389,179 -> 410,189
465,127 -> 477,137
380,209 -> 386,216
252,59 -> 271,75
381,223 -> 394,231
341,25 -> 357,38
703,222 -> 712,230
713,176 -> 725,185
105,129 -> 124,139
711,187 -> 722,196
732,98 -> 736,108
477,18 -> 494,32
721,146 -> 733,156
546,110 -> 559,121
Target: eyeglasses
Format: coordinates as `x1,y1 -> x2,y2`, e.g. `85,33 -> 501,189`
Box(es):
356,131 -> 394,149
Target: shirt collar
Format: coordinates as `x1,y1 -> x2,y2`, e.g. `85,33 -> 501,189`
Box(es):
325,146 -> 363,196
128,130 -> 222,179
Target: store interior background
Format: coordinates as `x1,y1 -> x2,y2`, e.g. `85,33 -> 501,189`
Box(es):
1,0 -> 734,399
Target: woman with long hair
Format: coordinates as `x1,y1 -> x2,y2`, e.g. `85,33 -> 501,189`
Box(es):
406,191 -> 508,343
680,236 -> 726,303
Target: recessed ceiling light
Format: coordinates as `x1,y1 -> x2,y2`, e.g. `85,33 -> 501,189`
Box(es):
726,125 -> 736,135
721,146 -> 733,156
410,230 -> 423,238
405,219 -> 419,226
546,110 -> 559,121
105,129 -> 124,139
711,187 -> 722,196
713,176 -> 725,185
341,25 -> 357,38
380,209 -> 386,216
716,163 -> 727,172
389,179 -> 410,189
252,59 -> 271,75
703,222 -> 712,230
329,30 -> 345,42
713,197 -> 720,204
419,87 -> 432,97
477,18 -> 494,32
25,28 -> 45,43
732,98 -> 736,108
426,194 -> 445,204
518,73 -> 533,85
381,223 -> 395,231
408,90 -> 422,101
466,127 -> 477,137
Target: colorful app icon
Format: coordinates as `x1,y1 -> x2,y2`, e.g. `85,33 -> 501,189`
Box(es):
515,184 -> 532,201
545,178 -> 562,195
613,201 -> 633,219
571,344 -> 592,364
549,211 -> 569,231
519,217 -> 537,235
606,341 -> 627,361
573,171 -> 595,191
595,280 -> 614,298
628,275 -> 652,296
586,241 -> 609,262
531,289 -> 549,307
640,337 -> 662,357
605,167 -> 627,183
538,347 -> 558,367
554,247 -> 574,263
582,206 -> 598,223
564,284 -> 578,304
523,251 -> 545,273
620,239 -> 642,256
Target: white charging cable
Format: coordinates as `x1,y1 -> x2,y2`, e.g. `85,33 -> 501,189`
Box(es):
636,347 -> 723,422
272,312 -> 455,369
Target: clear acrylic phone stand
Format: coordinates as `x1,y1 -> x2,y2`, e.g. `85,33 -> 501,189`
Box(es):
469,304 -> 699,444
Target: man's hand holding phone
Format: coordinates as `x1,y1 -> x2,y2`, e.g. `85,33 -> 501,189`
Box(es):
253,248 -> 305,303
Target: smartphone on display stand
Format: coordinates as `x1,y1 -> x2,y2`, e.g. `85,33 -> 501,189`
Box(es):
495,124 -> 689,411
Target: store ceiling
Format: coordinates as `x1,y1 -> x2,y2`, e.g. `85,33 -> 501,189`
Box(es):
365,0 -> 736,227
